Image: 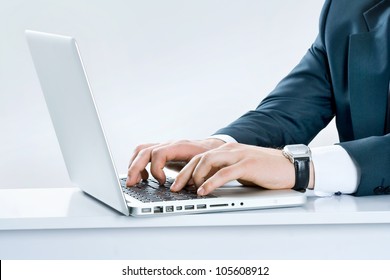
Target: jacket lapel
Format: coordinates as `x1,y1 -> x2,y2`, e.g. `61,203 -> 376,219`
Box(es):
348,0 -> 390,139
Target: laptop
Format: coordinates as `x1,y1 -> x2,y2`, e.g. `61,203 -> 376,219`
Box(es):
25,30 -> 306,216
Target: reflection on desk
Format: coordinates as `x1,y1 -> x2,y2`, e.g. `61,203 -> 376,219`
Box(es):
1,187 -> 390,259
1,187 -> 390,230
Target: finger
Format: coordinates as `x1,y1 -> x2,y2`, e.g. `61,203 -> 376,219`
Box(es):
127,143 -> 168,185
187,178 -> 195,186
170,154 -> 202,192
191,150 -> 240,187
126,170 -> 149,187
126,173 -> 142,188
128,143 -> 158,168
198,163 -> 244,196
149,141 -> 207,185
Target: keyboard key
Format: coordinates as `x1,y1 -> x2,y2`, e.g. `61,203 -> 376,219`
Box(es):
121,178 -> 217,203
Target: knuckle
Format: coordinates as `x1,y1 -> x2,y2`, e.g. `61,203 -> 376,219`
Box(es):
192,153 -> 203,162
133,143 -> 159,154
174,139 -> 190,145
200,152 -> 213,164
151,147 -> 164,159
218,167 -> 232,178
137,148 -> 150,158
133,144 -> 147,154
222,142 -> 237,149
246,157 -> 259,166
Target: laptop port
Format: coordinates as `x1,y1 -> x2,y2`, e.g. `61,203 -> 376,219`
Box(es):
153,206 -> 163,213
141,208 -> 152,213
185,205 -> 195,210
176,206 -> 182,211
210,203 -> 229,208
166,206 -> 174,212
197,204 -> 206,209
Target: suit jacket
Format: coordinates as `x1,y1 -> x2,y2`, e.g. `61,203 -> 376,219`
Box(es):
215,0 -> 390,196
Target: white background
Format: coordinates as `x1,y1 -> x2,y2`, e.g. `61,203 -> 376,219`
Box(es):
0,0 -> 336,189
3,260 -> 390,280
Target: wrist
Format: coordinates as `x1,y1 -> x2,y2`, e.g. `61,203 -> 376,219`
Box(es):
282,144 -> 312,192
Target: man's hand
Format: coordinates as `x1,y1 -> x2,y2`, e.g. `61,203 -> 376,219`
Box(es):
126,138 -> 225,186
170,142 -> 297,196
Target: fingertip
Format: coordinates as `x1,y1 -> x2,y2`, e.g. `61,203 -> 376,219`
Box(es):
150,169 -> 166,185
125,178 -> 130,187
158,177 -> 166,186
197,187 -> 205,196
198,180 -> 217,196
125,177 -> 133,187
126,173 -> 143,187
170,180 -> 181,192
170,184 -> 177,192
150,168 -> 166,185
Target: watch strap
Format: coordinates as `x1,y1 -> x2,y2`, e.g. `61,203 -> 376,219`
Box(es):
293,157 -> 310,192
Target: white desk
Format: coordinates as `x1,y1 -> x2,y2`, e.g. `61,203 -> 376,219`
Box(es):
1,187 -> 389,259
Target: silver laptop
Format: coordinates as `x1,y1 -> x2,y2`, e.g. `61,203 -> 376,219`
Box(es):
25,30 -> 306,216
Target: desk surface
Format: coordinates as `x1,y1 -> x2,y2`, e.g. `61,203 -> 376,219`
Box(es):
1,187 -> 390,231
2,187 -> 390,259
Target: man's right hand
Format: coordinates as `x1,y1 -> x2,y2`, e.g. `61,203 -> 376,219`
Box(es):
126,138 -> 225,187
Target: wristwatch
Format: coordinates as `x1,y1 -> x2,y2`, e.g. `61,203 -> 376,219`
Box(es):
282,144 -> 312,192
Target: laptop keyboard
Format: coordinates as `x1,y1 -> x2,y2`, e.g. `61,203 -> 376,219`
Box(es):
120,178 -> 216,203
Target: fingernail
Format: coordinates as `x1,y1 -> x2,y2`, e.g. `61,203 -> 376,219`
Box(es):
197,187 -> 205,196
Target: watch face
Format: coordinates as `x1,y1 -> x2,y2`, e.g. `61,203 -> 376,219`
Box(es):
284,144 -> 311,158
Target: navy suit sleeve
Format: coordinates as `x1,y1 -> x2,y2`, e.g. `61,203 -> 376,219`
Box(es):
214,0 -> 334,148
214,0 -> 390,196
339,135 -> 390,196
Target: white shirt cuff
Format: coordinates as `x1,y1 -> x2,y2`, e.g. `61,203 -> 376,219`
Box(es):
208,134 -> 238,143
310,145 -> 360,196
